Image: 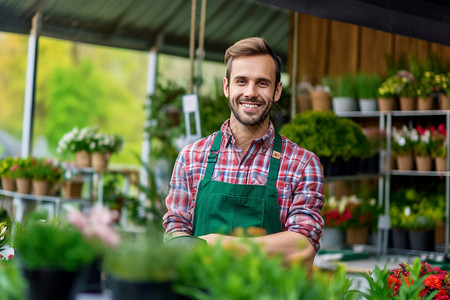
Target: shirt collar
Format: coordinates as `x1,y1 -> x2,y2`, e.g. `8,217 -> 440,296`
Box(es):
220,119 -> 276,149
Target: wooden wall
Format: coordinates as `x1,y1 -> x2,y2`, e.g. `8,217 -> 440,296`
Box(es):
289,13 -> 450,85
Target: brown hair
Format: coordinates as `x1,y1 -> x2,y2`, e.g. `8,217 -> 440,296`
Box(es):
224,37 -> 281,86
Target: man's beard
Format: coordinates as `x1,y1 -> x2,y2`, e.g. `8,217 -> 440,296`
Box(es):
228,91 -> 275,126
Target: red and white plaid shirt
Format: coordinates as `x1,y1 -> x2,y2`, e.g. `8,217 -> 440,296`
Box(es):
163,120 -> 325,250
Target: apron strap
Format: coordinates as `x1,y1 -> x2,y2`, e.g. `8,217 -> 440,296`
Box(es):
204,131 -> 222,181
267,132 -> 282,188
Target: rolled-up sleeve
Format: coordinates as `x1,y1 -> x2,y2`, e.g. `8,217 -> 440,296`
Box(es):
285,154 -> 325,251
162,153 -> 194,235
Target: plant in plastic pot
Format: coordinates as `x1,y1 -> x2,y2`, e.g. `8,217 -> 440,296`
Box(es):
13,212 -> 98,300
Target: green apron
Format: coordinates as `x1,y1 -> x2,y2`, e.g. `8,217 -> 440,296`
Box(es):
192,131 -> 283,236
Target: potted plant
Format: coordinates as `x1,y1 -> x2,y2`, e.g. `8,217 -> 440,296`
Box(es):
396,70 -> 417,111
13,212 -> 98,300
389,206 -> 412,249
103,227 -> 184,300
309,78 -> 332,112
405,214 -> 436,252
416,71 -> 439,110
90,132 -> 124,172
9,157 -> 35,194
430,123 -> 447,172
413,125 -> 433,171
0,157 -> 18,191
436,73 -> 450,110
29,159 -> 64,196
355,73 -> 382,112
57,126 -> 98,168
377,75 -> 402,111
280,111 -> 371,176
321,196 -> 345,249
392,125 -> 415,170
332,73 -> 358,113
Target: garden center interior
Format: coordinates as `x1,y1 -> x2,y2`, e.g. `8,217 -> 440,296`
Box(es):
1,0 -> 450,299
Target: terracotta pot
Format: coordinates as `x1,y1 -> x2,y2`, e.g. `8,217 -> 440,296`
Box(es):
399,96 -> 416,111
32,180 -> 50,196
16,178 -> 32,194
415,156 -> 432,171
75,150 -> 91,168
417,96 -> 434,110
396,155 -> 414,170
438,94 -> 450,110
377,97 -> 397,111
1,177 -> 16,191
435,157 -> 447,172
310,90 -> 332,111
64,181 -> 83,198
346,227 -> 369,245
92,152 -> 110,172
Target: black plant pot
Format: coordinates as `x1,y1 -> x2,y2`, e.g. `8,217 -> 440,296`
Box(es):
357,154 -> 380,174
408,230 -> 435,252
320,156 -> 360,177
391,228 -> 410,249
106,275 -> 175,300
73,259 -> 103,294
22,267 -> 79,300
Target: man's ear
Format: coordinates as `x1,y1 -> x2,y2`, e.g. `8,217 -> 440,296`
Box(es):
274,81 -> 282,102
223,77 -> 229,98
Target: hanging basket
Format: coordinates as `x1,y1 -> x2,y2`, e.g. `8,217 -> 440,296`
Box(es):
75,150 -> 91,168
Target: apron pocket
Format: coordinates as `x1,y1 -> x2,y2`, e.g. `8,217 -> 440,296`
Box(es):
208,193 -> 265,234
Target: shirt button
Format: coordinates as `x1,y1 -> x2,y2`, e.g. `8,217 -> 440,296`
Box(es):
240,165 -> 245,169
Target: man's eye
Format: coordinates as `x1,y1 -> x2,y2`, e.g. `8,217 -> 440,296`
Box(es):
259,81 -> 269,86
236,80 -> 246,84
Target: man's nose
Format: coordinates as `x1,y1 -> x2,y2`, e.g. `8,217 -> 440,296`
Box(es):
243,82 -> 257,98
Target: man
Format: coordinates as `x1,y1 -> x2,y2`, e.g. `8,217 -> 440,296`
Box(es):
163,37 -> 324,267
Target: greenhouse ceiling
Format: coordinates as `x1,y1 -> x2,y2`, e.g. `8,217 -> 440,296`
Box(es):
0,0 -> 290,65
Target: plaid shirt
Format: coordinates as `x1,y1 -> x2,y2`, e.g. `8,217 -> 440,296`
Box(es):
163,120 -> 325,251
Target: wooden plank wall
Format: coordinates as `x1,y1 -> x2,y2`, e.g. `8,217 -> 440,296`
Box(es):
289,13 -> 450,85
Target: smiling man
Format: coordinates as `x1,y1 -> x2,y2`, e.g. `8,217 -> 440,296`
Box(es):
163,37 -> 324,268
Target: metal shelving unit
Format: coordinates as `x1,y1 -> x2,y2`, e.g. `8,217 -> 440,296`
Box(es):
336,110 -> 450,256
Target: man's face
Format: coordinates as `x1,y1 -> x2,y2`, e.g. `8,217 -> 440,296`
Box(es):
224,55 -> 282,127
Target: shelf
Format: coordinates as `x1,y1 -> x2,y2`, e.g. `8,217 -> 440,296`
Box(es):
324,173 -> 381,182
389,170 -> 450,177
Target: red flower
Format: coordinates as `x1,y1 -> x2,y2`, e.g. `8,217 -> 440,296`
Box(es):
424,275 -> 443,289
387,275 -> 401,294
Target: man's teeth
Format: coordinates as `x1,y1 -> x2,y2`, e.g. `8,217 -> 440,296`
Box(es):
242,103 -> 258,108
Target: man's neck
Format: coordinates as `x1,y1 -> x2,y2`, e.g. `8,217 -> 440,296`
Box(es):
229,118 -> 269,152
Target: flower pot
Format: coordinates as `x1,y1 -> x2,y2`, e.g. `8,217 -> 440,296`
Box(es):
1,177 -> 16,191
346,227 -> 369,245
32,180 -> 50,196
332,97 -> 358,113
75,150 -> 91,168
377,97 -> 397,111
22,267 -> 79,300
358,98 -> 378,112
408,230 -> 435,251
391,228 -> 410,249
106,275 -> 174,300
92,151 -> 110,172
438,93 -> 450,110
64,181 -> 83,198
399,96 -> 416,111
16,178 -> 32,194
415,156 -> 432,171
320,227 -> 345,249
396,155 -> 413,170
435,157 -> 447,172
417,96 -> 434,111
435,221 -> 446,244
73,259 -> 102,294
310,90 -> 332,111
